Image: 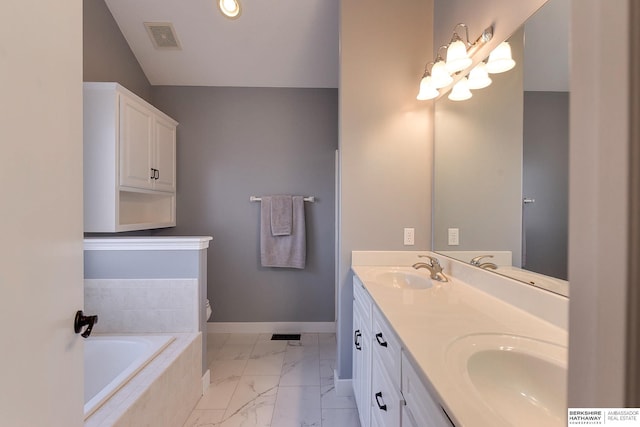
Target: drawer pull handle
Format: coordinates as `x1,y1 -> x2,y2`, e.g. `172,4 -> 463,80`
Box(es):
375,332 -> 388,347
354,330 -> 362,350
375,392 -> 387,411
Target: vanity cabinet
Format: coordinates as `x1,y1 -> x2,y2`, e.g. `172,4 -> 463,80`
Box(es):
83,82 -> 177,232
353,275 -> 456,427
401,352 -> 454,427
353,276 -> 372,427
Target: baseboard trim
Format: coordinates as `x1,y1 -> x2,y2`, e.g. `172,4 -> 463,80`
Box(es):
202,369 -> 210,396
333,369 -> 353,397
207,322 -> 336,334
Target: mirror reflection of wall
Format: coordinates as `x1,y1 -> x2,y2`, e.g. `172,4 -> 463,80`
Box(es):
433,0 -> 570,290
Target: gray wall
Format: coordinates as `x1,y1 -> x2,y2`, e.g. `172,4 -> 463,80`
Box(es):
152,86 -> 337,322
83,0 -> 152,102
433,28 -> 525,265
523,91 -> 568,279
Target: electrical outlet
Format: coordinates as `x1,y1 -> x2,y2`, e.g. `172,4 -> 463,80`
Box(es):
404,228 -> 415,246
448,228 -> 459,245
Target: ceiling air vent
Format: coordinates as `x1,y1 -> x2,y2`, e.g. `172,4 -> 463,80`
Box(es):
144,22 -> 181,50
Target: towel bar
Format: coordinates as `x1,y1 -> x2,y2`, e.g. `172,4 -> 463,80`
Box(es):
250,196 -> 315,203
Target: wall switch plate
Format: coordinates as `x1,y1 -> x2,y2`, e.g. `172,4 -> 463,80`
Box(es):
403,228 -> 415,246
448,228 -> 459,245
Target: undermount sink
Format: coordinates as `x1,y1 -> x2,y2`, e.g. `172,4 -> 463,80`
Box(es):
374,270 -> 433,290
446,334 -> 567,426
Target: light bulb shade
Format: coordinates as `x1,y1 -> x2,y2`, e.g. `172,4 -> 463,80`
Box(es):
416,75 -> 439,100
446,40 -> 472,73
219,0 -> 241,18
467,62 -> 492,89
486,42 -> 516,73
448,77 -> 473,101
430,60 -> 453,89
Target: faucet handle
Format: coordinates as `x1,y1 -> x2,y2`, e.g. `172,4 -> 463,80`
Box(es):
470,255 -> 493,266
418,254 -> 441,267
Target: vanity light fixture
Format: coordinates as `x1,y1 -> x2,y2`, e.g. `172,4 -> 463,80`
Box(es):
431,46 -> 454,89
486,41 -> 516,73
417,25 -> 493,100
218,0 -> 241,19
448,77 -> 473,101
467,61 -> 492,90
446,24 -> 473,73
416,63 -> 439,100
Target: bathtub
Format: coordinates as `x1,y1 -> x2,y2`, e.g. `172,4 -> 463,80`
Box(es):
84,335 -> 174,418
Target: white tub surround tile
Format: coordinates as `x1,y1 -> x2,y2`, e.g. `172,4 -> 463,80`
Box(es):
85,279 -> 199,333
85,333 -> 202,427
272,386 -> 322,427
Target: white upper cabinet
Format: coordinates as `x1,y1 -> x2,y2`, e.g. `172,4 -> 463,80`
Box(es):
83,82 -> 178,232
119,91 -> 176,192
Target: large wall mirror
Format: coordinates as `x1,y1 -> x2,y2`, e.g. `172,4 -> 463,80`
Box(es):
433,0 -> 570,296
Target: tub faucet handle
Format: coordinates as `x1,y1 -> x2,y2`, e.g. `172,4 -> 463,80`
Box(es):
74,310 -> 98,338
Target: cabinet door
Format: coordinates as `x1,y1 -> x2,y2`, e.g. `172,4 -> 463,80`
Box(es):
370,356 -> 401,427
153,116 -> 176,192
119,95 -> 153,190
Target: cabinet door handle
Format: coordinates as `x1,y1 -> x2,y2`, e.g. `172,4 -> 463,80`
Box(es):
150,168 -> 156,179
375,392 -> 387,411
154,169 -> 159,180
375,332 -> 388,347
354,330 -> 362,350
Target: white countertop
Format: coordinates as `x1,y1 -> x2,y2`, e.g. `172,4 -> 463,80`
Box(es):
352,251 -> 568,427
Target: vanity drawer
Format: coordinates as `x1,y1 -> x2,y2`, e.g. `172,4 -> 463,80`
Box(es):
372,305 -> 401,388
371,354 -> 402,427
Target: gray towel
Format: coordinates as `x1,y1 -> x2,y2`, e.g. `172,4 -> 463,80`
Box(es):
260,196 -> 306,269
270,195 -> 292,236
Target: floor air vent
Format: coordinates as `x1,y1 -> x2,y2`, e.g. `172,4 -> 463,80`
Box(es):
271,334 -> 301,341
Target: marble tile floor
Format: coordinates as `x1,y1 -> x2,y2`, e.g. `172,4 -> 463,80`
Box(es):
183,333 -> 361,427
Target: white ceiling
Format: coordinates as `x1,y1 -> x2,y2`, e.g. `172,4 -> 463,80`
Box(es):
104,0 -> 340,88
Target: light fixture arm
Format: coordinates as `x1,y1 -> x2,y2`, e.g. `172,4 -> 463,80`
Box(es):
435,45 -> 449,62
451,23 -> 471,47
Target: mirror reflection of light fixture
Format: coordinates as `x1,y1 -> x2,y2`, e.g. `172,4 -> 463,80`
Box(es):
446,24 -> 472,73
467,62 -> 492,89
486,41 -> 516,73
219,0 -> 241,19
448,77 -> 473,101
417,63 -> 439,101
431,46 -> 454,89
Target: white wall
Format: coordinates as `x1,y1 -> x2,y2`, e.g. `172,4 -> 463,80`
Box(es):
568,0 -> 630,407
338,0 -> 434,378
0,0 -> 84,425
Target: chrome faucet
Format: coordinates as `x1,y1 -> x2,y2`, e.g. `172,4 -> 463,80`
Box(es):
412,255 -> 449,282
470,255 -> 498,270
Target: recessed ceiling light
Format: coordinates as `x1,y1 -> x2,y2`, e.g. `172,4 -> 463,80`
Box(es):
219,0 -> 241,19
